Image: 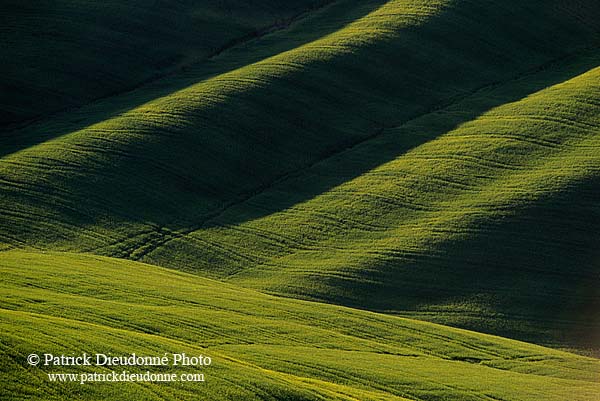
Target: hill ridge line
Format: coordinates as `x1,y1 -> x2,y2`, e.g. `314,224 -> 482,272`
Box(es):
121,44 -> 599,264
3,251 -> 599,399
0,0 -> 340,135
0,261 -> 585,361
8,249 -> 600,357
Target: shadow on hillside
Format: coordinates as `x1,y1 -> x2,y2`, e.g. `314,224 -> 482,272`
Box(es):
0,0 -> 386,158
311,172 -> 600,349
195,52 -> 600,229
35,1 -> 600,253
0,0 -> 339,129
142,47 -> 600,350
2,0 -> 600,302
162,0 -> 600,232
153,49 -> 600,348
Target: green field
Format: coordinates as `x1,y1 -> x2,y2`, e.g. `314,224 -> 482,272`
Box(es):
0,0 -> 327,126
1,0 -> 600,399
2,251 -> 599,400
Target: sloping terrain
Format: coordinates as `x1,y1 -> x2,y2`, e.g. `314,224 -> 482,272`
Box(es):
1,0 -> 599,350
1,251 -> 599,401
0,0 -> 327,125
183,53 -> 600,348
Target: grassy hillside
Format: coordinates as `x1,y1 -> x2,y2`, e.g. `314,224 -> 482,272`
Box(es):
1,0 -> 599,348
1,251 -> 599,401
170,54 -> 600,348
0,0 -> 326,125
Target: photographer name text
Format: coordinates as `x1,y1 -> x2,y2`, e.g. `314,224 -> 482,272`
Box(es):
28,353 -> 211,367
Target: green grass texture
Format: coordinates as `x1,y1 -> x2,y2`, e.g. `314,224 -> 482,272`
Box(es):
1,251 -> 599,401
0,0 -> 327,125
1,0 -> 599,349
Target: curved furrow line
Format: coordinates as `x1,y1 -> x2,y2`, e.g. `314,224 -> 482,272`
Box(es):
1,1 -> 600,356
141,62 -> 600,347
3,0 -> 598,264
1,0 -> 337,128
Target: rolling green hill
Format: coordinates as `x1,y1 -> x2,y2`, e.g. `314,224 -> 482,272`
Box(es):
2,3 -> 600,401
1,251 -> 599,401
1,0 -> 599,350
0,0 -> 327,126
184,53 -> 600,348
